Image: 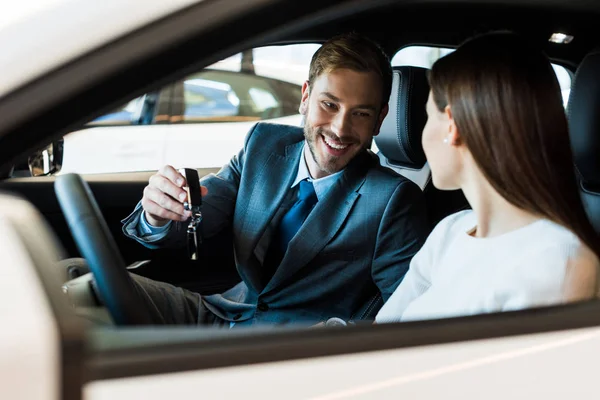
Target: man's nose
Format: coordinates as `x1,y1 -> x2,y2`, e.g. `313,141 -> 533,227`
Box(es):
330,111 -> 352,139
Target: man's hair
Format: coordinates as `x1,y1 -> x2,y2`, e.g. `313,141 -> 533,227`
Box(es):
308,32 -> 392,108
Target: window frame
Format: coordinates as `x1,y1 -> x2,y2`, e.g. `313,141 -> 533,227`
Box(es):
87,300 -> 600,380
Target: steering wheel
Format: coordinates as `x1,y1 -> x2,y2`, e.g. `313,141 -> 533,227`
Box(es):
54,173 -> 153,325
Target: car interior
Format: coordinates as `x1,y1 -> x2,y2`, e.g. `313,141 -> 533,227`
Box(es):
2,0 -> 600,389
54,62 -> 470,325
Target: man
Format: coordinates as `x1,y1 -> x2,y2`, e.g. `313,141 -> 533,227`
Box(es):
122,32 -> 428,327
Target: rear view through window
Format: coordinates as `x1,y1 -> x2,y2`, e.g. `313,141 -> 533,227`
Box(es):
392,45 -> 572,106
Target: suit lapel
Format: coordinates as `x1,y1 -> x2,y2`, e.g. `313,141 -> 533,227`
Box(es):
237,140 -> 304,280
263,151 -> 372,293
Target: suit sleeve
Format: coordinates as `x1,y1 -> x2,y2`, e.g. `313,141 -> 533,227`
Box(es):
375,244 -> 431,323
371,179 -> 429,302
121,123 -> 260,249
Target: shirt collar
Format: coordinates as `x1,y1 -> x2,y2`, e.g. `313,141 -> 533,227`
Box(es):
291,143 -> 344,201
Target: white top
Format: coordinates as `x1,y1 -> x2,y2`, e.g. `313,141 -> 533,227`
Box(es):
376,210 -> 600,323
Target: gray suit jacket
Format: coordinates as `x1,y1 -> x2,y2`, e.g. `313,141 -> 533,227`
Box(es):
122,123 -> 428,326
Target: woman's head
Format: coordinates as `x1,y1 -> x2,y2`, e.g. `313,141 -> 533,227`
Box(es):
425,32 -> 598,252
425,32 -> 567,193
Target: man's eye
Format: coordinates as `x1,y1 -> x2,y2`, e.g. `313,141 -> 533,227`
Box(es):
355,112 -> 372,118
323,101 -> 337,109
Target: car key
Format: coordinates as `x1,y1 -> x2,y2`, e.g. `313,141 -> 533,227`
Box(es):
179,168 -> 203,260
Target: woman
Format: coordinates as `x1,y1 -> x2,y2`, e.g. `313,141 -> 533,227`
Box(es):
376,32 -> 600,323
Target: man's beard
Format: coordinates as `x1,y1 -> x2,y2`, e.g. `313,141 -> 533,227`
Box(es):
303,124 -> 363,176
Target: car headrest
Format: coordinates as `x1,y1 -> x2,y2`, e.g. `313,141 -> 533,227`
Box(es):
375,66 -> 430,169
568,49 -> 600,188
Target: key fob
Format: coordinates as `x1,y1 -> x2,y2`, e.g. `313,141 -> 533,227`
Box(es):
178,168 -> 203,261
179,168 -> 202,210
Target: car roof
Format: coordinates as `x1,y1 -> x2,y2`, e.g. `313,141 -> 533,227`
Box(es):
0,0 -> 199,97
1,0 -> 599,99
277,0 -> 600,68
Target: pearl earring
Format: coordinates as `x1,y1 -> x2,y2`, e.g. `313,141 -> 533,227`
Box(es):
443,138 -> 449,144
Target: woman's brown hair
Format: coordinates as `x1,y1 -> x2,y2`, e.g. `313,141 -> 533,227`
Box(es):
429,32 -> 599,255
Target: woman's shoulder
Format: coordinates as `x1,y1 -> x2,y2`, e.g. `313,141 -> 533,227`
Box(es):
528,220 -> 600,300
525,219 -> 599,266
534,219 -> 590,248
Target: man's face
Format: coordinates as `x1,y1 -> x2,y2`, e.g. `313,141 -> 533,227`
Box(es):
299,68 -> 388,179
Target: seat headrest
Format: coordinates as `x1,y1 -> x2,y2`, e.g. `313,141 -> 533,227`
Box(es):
375,66 -> 430,169
568,50 -> 600,188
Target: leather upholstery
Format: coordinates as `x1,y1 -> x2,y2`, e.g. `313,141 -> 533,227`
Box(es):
376,66 -> 429,168
568,50 -> 600,232
376,66 -> 469,229
568,50 -> 600,188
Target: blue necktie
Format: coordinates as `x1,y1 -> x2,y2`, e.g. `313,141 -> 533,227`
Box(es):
263,179 -> 318,285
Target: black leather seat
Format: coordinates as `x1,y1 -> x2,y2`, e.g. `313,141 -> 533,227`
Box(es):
375,66 -> 469,230
568,50 -> 600,233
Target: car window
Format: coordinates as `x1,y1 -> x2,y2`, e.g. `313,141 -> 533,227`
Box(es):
87,96 -> 145,126
59,43 -> 321,174
182,76 -> 240,120
392,45 -> 573,107
179,69 -> 302,122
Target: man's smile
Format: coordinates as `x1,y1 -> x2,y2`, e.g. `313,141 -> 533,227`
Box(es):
320,133 -> 353,156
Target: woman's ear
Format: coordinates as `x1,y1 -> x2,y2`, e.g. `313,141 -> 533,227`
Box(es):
445,105 -> 461,146
299,81 -> 310,115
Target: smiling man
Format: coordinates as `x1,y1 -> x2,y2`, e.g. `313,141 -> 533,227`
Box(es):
121,32 -> 429,327
302,66 -> 382,177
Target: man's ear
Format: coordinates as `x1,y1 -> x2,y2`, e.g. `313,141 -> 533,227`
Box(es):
445,105 -> 461,146
299,81 -> 310,115
372,104 -> 389,137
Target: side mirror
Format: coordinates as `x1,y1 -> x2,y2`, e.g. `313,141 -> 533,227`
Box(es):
28,139 -> 64,176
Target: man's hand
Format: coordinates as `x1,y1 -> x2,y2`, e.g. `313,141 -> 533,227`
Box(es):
141,165 -> 208,227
